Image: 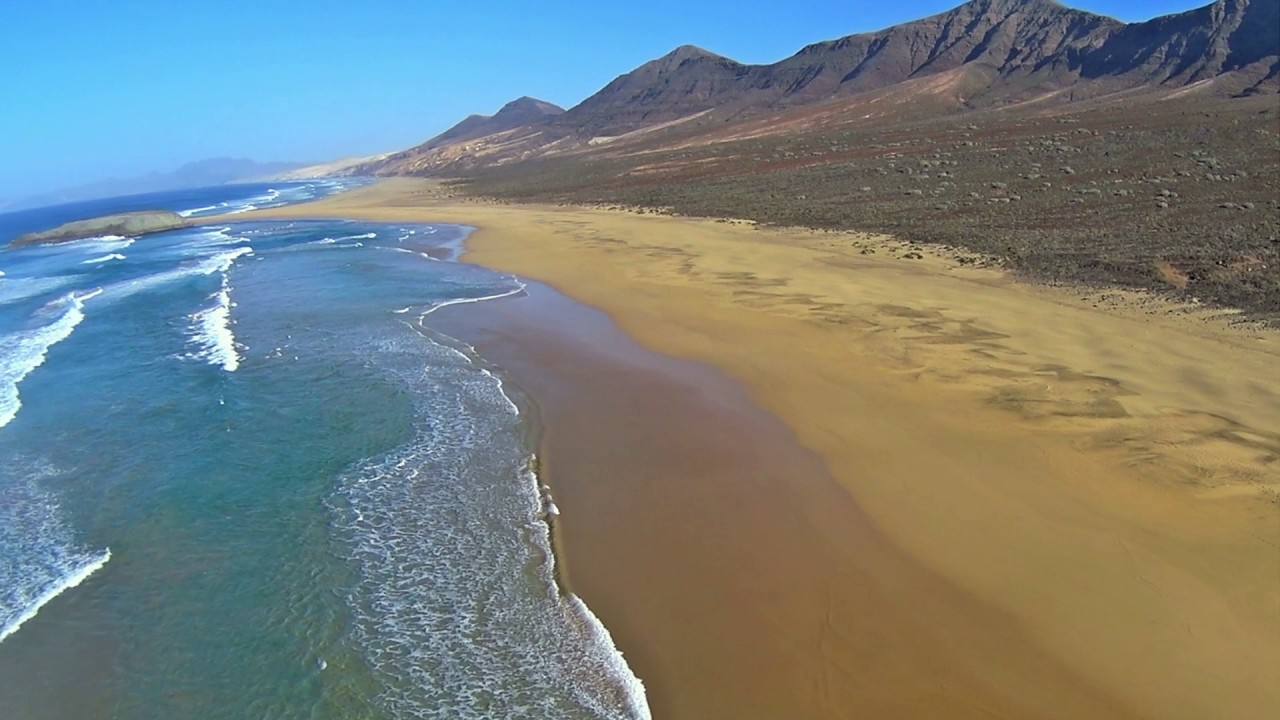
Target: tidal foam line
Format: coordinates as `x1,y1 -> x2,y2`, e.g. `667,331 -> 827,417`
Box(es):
383,246 -> 438,262
521,457 -> 651,720
417,281 -> 527,320
330,332 -> 650,718
177,205 -> 219,218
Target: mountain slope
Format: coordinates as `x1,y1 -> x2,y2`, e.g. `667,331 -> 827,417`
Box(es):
560,46 -> 752,133
1083,0 -> 1279,86
412,97 -> 564,151
364,0 -> 1279,175
564,0 -> 1275,134
365,97 -> 566,175
756,0 -> 1120,104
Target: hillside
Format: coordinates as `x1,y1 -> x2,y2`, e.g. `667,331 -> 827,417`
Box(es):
366,0 -> 1278,176
425,96 -> 565,148
357,0 -> 1279,322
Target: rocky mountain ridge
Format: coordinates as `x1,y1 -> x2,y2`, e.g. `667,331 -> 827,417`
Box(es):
363,0 -> 1277,176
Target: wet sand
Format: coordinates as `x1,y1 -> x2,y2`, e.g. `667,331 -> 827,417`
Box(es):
230,178 -> 1280,719
429,281 -> 1130,719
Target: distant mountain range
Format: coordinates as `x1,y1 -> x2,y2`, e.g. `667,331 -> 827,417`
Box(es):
360,0 -> 1278,175
6,157 -> 307,212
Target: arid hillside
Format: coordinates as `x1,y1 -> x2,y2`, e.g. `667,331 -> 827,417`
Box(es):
353,0 -> 1280,321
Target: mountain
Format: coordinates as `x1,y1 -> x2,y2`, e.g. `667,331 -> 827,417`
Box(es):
423,97 -> 565,149
562,0 -> 1278,134
560,45 -> 752,134
8,157 -> 308,211
1082,0 -> 1280,90
361,0 -> 1278,177
370,97 -> 567,175
560,0 -> 1123,133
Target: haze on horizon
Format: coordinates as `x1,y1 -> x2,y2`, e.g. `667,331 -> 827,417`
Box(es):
1,0 -> 1209,201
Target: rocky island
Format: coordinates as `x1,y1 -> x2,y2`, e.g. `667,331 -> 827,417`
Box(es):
9,210 -> 187,248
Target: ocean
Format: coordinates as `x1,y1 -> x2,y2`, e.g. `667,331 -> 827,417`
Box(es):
0,183 -> 648,719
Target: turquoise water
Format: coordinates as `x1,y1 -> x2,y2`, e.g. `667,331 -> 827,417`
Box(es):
0,189 -> 648,718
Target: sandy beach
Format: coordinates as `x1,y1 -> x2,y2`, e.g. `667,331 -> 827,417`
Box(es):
228,178 -> 1280,719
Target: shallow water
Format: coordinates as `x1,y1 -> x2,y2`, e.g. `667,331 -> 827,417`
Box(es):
0,188 -> 647,718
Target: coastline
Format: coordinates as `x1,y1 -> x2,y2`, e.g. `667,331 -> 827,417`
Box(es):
223,178 -> 1280,719
427,279 -> 1130,718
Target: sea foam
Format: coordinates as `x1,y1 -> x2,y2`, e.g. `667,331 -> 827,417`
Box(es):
186,273 -> 241,372
0,549 -> 110,644
0,290 -> 96,429
104,246 -> 252,302
177,205 -> 219,218
0,465 -> 111,645
330,330 -> 649,719
417,281 -> 526,319
82,253 -> 126,265
81,235 -> 133,249
0,275 -> 84,306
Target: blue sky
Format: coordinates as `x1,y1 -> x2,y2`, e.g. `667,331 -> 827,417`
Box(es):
0,0 -> 1209,198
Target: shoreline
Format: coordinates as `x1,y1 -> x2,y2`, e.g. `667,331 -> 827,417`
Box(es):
222,178 -> 1280,719
426,278 -> 1132,718
418,317 -> 652,717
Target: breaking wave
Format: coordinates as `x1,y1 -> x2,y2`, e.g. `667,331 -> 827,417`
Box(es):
0,290 -> 98,429
0,463 -> 111,645
186,273 -> 241,372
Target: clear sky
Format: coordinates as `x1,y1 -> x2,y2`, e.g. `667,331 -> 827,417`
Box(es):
0,0 -> 1210,199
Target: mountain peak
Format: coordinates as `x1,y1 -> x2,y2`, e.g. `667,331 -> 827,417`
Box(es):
494,96 -> 565,118
665,44 -> 722,60
412,96 -> 565,151
961,0 -> 1061,11
646,44 -> 735,69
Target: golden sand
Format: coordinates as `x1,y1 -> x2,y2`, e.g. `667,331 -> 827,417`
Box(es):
227,178 -> 1280,719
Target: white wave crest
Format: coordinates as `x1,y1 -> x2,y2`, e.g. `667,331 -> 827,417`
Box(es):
0,290 -> 96,429
0,463 -> 111,645
200,247 -> 253,275
177,205 -> 218,218
186,273 -> 241,372
186,227 -> 249,247
84,236 -> 135,252
383,246 -> 438,262
417,280 -> 526,319
104,246 -> 253,302
0,548 -> 110,644
0,275 -> 84,305
82,253 -> 126,265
